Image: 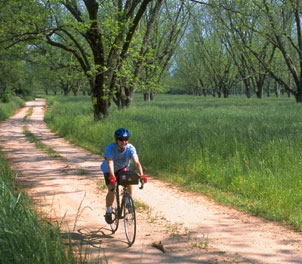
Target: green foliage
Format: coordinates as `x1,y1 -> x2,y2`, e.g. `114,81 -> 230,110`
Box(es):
45,94 -> 302,230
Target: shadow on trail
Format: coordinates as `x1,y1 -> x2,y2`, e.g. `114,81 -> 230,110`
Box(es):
61,228 -> 113,248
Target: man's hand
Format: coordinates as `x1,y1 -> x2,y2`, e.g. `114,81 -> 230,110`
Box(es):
140,174 -> 147,183
109,175 -> 116,185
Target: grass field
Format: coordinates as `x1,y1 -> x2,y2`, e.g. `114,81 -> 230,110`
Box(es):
0,97 -> 82,264
45,94 -> 302,230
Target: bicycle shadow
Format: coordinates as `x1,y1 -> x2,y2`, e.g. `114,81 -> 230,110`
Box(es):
61,226 -> 129,249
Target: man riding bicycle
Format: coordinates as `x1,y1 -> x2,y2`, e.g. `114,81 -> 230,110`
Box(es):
100,128 -> 147,224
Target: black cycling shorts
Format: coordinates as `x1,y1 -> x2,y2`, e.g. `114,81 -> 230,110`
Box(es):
104,172 -> 111,186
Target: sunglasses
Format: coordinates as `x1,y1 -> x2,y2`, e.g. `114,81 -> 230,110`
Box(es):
117,137 -> 129,141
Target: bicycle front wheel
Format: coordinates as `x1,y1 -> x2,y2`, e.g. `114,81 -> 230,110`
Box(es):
123,194 -> 136,246
110,191 -> 119,233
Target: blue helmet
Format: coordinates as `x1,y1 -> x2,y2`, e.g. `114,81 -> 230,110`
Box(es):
114,128 -> 131,139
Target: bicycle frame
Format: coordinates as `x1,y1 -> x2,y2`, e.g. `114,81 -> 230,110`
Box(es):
110,176 -> 144,247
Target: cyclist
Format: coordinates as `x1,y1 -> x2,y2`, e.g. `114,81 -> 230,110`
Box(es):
101,128 -> 147,224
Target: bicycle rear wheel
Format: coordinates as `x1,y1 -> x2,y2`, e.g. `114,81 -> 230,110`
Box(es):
123,194 -> 136,246
110,191 -> 119,233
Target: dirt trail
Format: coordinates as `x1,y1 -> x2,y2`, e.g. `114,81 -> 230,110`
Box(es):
1,98 -> 302,264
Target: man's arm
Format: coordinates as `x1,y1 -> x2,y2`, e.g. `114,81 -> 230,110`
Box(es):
107,158 -> 115,181
133,155 -> 144,176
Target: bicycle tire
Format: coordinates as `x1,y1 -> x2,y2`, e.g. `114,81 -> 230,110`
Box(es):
123,194 -> 136,246
110,190 -> 120,233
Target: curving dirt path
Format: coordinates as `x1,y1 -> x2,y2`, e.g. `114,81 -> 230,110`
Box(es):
1,98 -> 302,263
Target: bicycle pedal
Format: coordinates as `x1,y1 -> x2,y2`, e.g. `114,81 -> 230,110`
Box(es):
118,212 -> 124,219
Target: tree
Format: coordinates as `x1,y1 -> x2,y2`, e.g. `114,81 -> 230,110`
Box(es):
171,5 -> 239,97
1,0 -> 165,119
0,0 -> 46,100
192,15 -> 238,98
190,0 -> 302,102
206,0 -> 275,99
42,0 -> 165,120
110,0 -> 165,107
171,44 -> 205,95
257,0 -> 302,102
138,0 -> 191,101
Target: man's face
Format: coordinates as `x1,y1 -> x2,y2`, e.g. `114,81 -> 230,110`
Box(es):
117,137 -> 129,151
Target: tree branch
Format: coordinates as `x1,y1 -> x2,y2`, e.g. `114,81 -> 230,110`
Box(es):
120,0 -> 153,60
62,0 -> 84,23
46,30 -> 89,74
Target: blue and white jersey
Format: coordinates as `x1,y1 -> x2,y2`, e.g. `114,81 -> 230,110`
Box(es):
100,143 -> 138,173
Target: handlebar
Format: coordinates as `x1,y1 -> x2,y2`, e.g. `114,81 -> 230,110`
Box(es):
139,179 -> 145,190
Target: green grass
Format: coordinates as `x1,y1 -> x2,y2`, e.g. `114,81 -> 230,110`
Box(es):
23,107 -> 33,120
0,154 -> 80,264
45,94 -> 302,230
23,128 -> 64,159
0,96 -> 24,120
0,97 -> 83,264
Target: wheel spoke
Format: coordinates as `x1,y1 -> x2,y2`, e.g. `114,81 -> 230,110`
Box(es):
124,195 -> 136,246
110,191 -> 119,233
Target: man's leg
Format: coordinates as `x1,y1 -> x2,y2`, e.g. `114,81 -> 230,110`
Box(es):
104,172 -> 115,224
105,186 -> 115,224
127,185 -> 133,196
106,186 -> 115,207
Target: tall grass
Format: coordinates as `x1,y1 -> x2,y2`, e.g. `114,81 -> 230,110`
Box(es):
0,97 -> 81,264
0,96 -> 24,120
0,155 -> 80,264
45,94 -> 302,230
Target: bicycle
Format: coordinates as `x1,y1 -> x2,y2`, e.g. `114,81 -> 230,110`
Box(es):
109,170 -> 144,247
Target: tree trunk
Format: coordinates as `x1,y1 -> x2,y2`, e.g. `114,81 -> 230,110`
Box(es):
266,80 -> 270,97
295,92 -> 302,102
202,88 -> 207,96
295,82 -> 302,102
113,0 -> 163,108
92,74 -> 109,120
150,91 -> 155,101
144,93 -> 150,101
143,92 -> 155,101
256,87 -> 263,99
243,79 -> 252,98
223,88 -> 229,98
275,82 -> 280,97
93,99 -> 109,120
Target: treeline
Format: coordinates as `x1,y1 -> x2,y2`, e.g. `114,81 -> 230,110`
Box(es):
1,1 -> 301,121
0,0 -> 191,120
170,1 -> 302,101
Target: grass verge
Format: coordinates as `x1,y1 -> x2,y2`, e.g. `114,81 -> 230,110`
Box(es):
44,94 -> 302,230
0,153 -> 81,264
0,96 -> 24,120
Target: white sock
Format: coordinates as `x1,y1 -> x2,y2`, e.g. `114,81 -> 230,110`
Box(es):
106,207 -> 112,213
